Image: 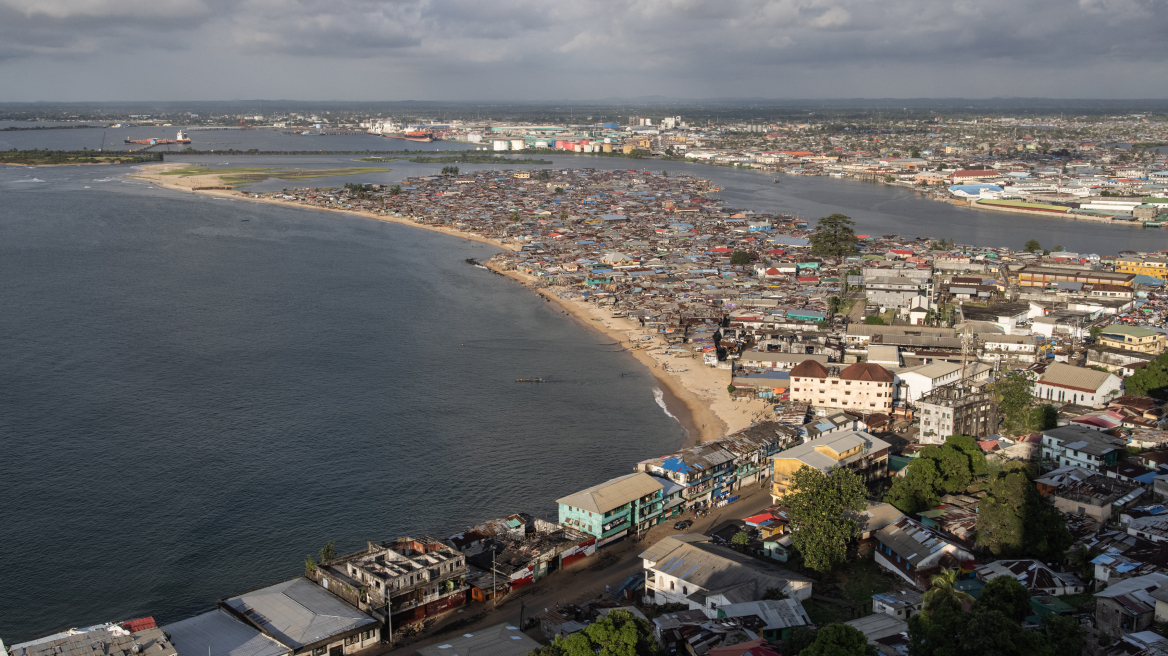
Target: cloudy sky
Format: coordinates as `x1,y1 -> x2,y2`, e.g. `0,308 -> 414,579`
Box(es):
1,0 -> 1165,101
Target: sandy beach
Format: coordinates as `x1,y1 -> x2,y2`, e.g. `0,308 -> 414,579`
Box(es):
132,162 -> 768,444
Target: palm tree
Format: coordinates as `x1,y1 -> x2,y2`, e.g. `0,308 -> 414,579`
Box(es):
923,568 -> 974,614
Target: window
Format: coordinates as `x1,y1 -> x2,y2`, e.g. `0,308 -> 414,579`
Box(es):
683,586 -> 688,595
313,649 -> 327,656
670,581 -> 675,591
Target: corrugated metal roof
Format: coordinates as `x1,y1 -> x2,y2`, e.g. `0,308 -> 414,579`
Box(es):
224,578 -> 377,649
163,609 -> 291,656
556,472 -> 665,514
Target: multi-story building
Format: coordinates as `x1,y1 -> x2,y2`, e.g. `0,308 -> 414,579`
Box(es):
1039,425 -> 1127,473
1016,266 -> 1134,288
636,422 -> 792,511
1116,255 -> 1168,281
557,472 -> 665,540
1093,573 -> 1168,637
768,430 -> 890,501
917,382 -> 1000,442
308,537 -> 468,627
788,361 -> 895,412
1099,325 -> 1167,355
864,276 -> 933,314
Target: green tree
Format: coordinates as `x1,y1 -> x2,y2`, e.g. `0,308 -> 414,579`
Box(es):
781,627 -> 816,656
1023,239 -> 1041,253
977,468 -> 1072,560
1052,245 -> 1064,252
923,568 -> 974,614
534,609 -> 660,656
991,372 -> 1035,435
785,466 -> 866,572
305,554 -> 317,573
911,148 -> 921,158
864,315 -> 885,325
319,541 -> 337,563
1123,351 -> 1168,397
1089,325 -> 1104,340
976,576 -> 1031,622
389,184 -> 402,196
809,213 -> 860,257
731,531 -> 750,548
730,250 -> 751,265
802,623 -> 876,656
884,436 -> 987,513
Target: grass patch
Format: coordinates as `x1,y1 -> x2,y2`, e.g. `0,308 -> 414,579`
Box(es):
803,599 -> 849,625
355,157 -> 404,162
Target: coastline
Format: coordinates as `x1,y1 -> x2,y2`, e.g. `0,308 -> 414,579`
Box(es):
131,162 -> 764,444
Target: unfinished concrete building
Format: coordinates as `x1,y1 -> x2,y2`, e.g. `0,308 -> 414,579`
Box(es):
917,382 -> 1000,442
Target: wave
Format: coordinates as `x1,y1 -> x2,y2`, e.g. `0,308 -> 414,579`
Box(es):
653,386 -> 681,424
12,178 -> 45,183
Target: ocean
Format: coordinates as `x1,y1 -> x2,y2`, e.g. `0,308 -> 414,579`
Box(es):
0,164 -> 687,641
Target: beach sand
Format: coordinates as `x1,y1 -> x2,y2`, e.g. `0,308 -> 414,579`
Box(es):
133,162 -> 769,444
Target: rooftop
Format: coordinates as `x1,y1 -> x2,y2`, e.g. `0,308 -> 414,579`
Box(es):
223,578 -> 377,650
556,472 -> 665,514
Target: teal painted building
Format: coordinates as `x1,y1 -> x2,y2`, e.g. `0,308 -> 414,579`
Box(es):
557,472 -> 666,541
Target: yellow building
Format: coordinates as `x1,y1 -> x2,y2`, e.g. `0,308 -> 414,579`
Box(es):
513,172 -> 530,179
1115,256 -> 1168,280
1099,325 -> 1167,355
768,431 -> 890,502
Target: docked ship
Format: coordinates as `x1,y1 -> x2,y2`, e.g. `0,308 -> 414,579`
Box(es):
125,130 -> 191,145
382,130 -> 437,143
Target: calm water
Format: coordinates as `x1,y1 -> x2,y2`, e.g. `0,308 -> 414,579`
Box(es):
1,149 -> 1161,641
0,126 -> 476,153
0,165 -> 686,641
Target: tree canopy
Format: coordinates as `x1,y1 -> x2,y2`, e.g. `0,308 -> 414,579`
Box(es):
863,315 -> 885,325
530,610 -> 660,656
730,250 -> 751,265
923,568 -> 973,614
809,213 -> 860,257
908,595 -> 1083,656
991,372 -> 1038,435
801,623 -> 876,656
785,465 -> 867,572
1124,351 -> 1168,397
1024,239 -> 1041,253
976,576 -> 1031,622
884,435 -> 987,514
976,467 -> 1072,560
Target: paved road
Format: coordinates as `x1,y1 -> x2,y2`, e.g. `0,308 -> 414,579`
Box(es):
388,480 -> 778,655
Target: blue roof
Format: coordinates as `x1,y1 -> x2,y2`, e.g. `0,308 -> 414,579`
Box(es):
949,184 -> 1003,194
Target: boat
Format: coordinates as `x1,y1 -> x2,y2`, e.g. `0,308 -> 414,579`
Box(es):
383,131 -> 437,143
124,129 -> 191,145
515,378 -> 542,382
774,177 -> 780,183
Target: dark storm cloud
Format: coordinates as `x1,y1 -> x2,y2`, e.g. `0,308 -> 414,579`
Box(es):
0,0 -> 1165,98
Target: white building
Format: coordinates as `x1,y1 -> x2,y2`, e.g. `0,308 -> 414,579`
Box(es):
1033,362 -> 1123,407
641,535 -> 812,616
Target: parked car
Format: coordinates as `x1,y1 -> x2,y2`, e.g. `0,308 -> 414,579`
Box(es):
673,520 -> 693,530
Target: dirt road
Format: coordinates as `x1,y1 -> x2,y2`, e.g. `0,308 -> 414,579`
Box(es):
388,480 -> 778,655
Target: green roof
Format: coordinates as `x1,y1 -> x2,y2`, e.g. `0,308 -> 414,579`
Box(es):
1143,197 -> 1168,204
976,199 -> 1069,212
1102,324 -> 1161,338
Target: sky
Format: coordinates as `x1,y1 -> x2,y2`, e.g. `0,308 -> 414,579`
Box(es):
1,0 -> 1166,102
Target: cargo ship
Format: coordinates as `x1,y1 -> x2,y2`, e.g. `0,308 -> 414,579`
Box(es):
125,130 -> 191,145
382,130 -> 436,143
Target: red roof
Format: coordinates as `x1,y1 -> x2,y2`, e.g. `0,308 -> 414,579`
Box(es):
840,362 -> 895,383
790,360 -> 830,378
121,617 -> 157,632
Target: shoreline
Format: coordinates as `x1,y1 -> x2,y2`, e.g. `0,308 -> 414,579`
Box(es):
131,162 -> 759,444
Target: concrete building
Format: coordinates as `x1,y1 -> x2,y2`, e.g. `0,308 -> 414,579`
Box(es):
8,620 -> 177,656
1033,362 -> 1124,408
974,559 -> 1086,596
557,472 -> 665,540
222,578 -> 380,656
1035,466 -> 1142,522
1095,573 -> 1168,637
1116,256 -> 1168,281
1040,426 -> 1127,473
313,537 -> 468,626
870,590 -> 924,621
641,535 -> 813,616
788,360 -> 895,412
898,362 -> 991,404
768,430 -> 890,501
1100,325 -> 1167,355
864,276 -> 932,314
917,383 -> 1000,443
